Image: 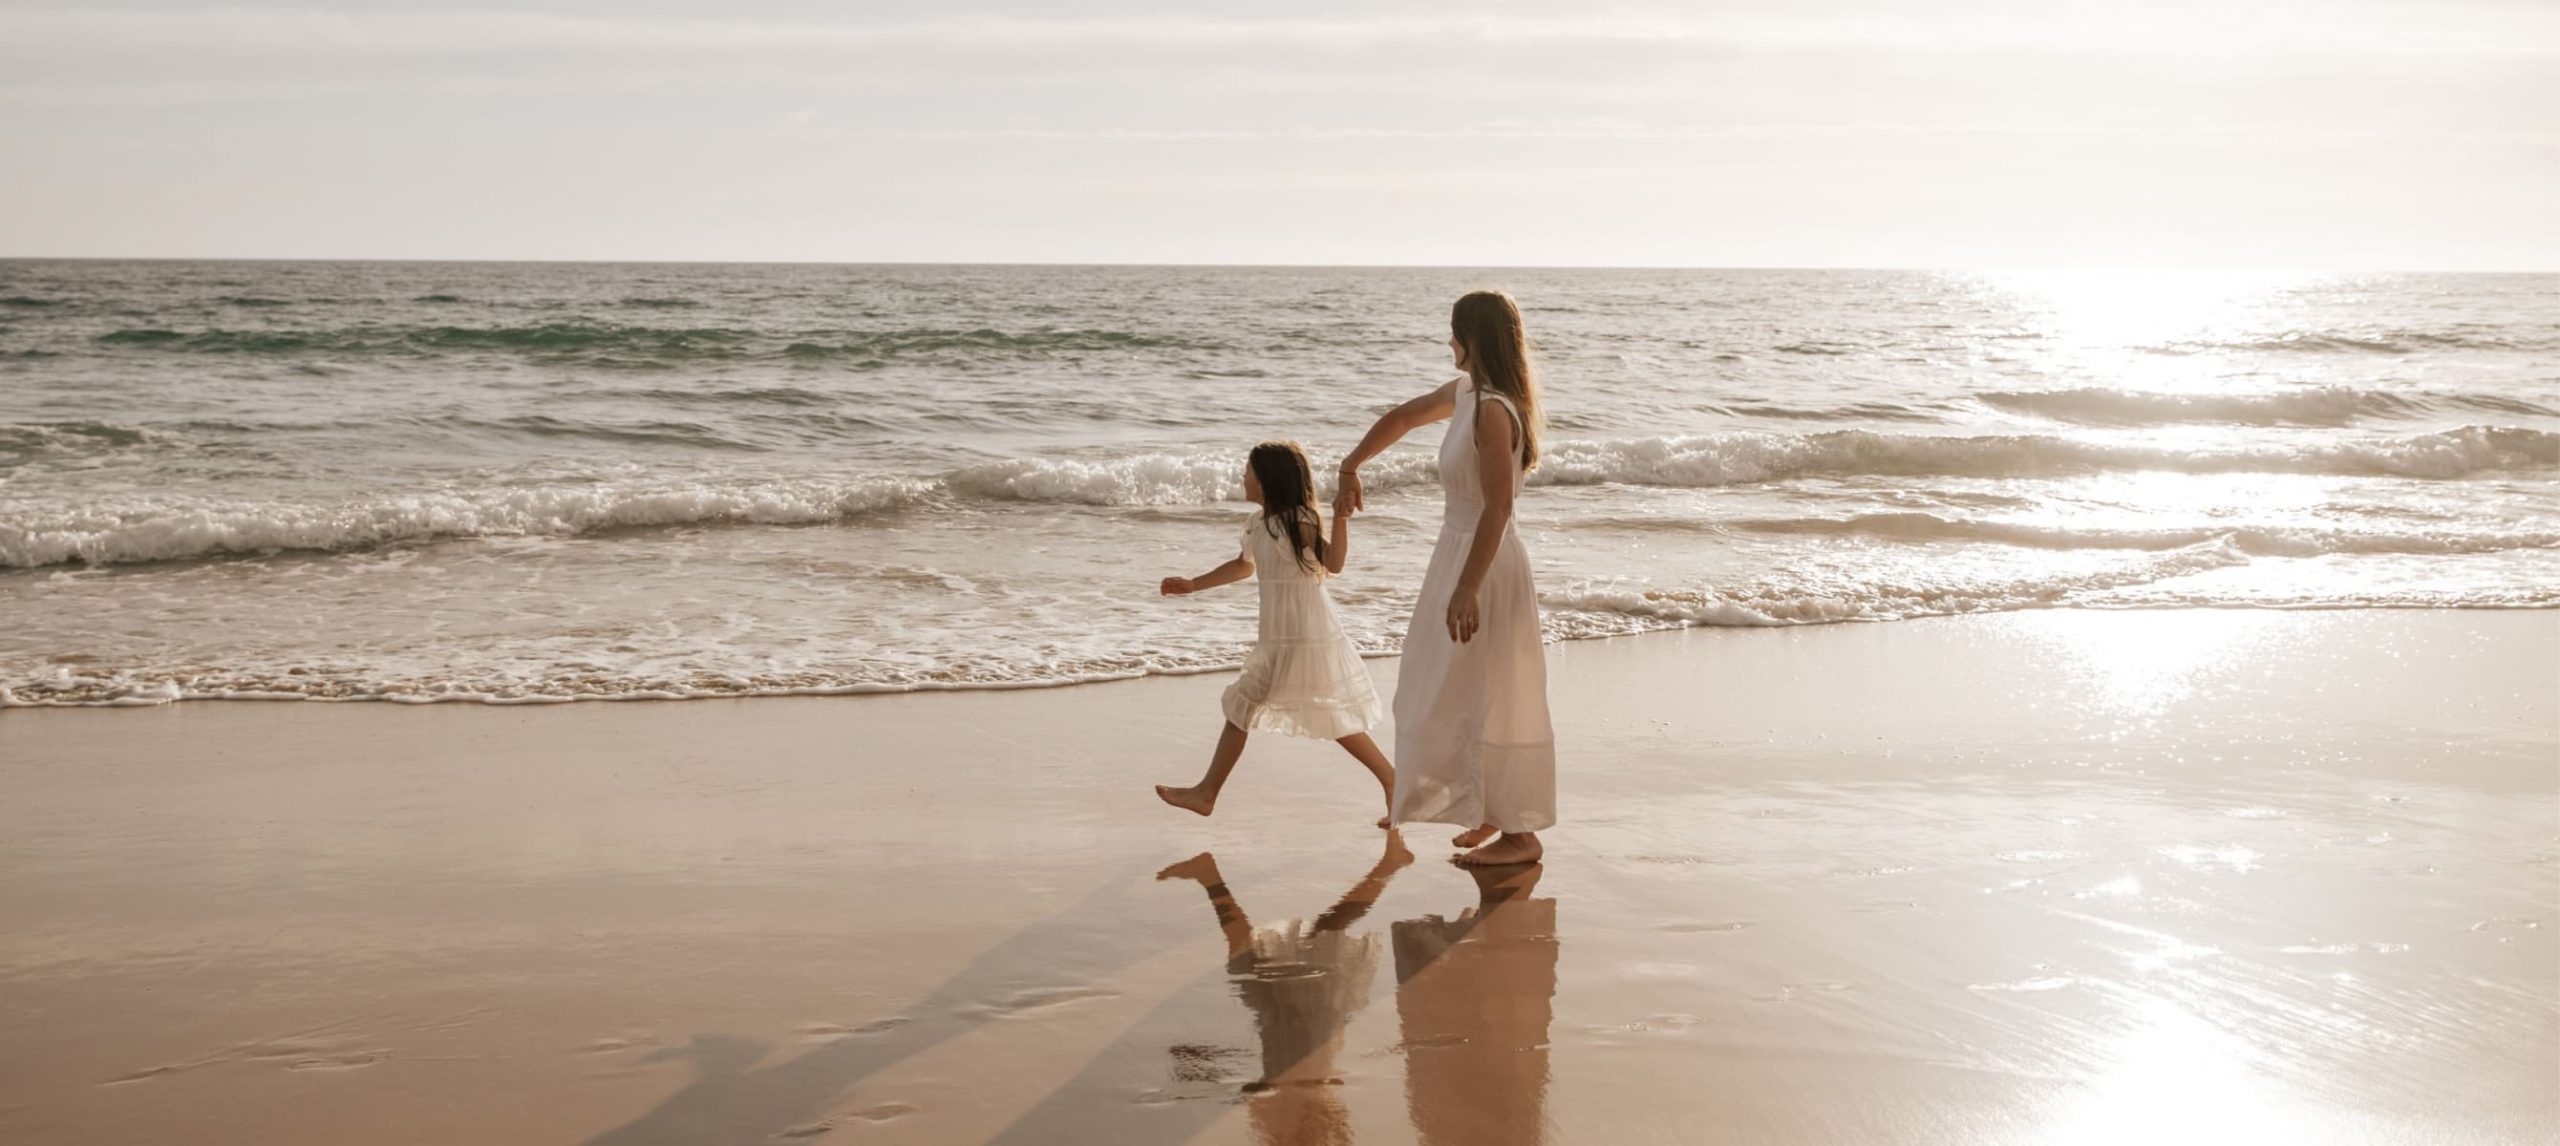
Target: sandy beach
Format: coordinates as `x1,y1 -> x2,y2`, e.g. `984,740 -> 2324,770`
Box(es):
1,609 -> 2552,1145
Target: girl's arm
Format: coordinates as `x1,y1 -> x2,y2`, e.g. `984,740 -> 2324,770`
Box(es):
1445,397 -> 1521,643
1161,553 -> 1253,596
1334,379 -> 1460,515
1323,506 -> 1350,575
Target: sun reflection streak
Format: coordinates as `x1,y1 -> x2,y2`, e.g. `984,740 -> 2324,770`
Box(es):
2040,996 -> 2309,1145
2007,610 -> 2276,716
1982,269 -> 2315,359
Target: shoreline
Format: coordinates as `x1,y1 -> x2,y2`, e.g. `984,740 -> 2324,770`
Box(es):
3,608 -> 2553,1144
8,602 -> 2557,710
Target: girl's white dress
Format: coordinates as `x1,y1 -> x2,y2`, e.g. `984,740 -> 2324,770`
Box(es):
1222,508 -> 1385,740
1390,379 -> 1558,833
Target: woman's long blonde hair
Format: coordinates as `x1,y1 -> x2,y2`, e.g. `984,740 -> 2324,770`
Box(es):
1450,290 -> 1542,471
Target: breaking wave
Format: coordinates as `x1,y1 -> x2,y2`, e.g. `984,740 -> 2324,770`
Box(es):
9,424 -> 2556,568
1976,386 -> 2560,427
1531,426 -> 2558,486
85,322 -> 1214,364
1723,513 -> 2560,557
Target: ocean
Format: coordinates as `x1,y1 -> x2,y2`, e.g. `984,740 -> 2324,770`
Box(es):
2,261 -> 2554,705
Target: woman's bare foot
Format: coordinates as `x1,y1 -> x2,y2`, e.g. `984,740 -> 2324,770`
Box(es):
1376,815 -> 1393,829
1154,784 -> 1215,817
1456,831 -> 1542,867
1451,823 -> 1498,849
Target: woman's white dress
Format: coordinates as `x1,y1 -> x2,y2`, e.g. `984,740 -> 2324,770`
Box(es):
1390,380 -> 1558,833
1221,508 -> 1385,740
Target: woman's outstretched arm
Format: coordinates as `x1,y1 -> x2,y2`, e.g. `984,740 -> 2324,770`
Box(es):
1445,398 -> 1521,644
1334,379 -> 1460,516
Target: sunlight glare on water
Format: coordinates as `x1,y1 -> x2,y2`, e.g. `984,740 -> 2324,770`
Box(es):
2039,996 -> 2313,1145
1984,268 -> 2313,362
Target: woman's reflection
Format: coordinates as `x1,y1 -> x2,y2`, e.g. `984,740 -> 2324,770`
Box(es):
1394,863 -> 1558,1146
1156,835 -> 1414,1146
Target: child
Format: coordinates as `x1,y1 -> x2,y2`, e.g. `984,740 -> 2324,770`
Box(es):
1156,441 -> 1395,825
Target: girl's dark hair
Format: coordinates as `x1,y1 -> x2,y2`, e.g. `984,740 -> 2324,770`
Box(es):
1248,440 -> 1327,573
1451,289 -> 1543,470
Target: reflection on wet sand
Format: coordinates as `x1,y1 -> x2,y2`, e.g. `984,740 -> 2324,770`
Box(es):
1158,839 -> 1412,1145
1172,849 -> 1566,1146
579,842 -> 1559,1146
1162,844 -> 1561,1146
1395,863 -> 1559,1146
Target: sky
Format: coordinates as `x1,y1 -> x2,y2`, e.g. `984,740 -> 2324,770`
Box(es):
1,1 -> 2555,268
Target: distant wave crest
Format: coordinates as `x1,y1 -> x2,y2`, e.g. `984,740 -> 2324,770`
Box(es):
0,474 -> 934,568
1544,541 -> 2253,627
6,426 -> 2553,568
1725,512 -> 2560,558
85,321 -> 1212,365
1532,426 -> 2558,486
2142,328 -> 2558,355
1976,386 -> 2559,427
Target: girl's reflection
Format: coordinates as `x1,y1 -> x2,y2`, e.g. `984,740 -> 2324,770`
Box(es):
1157,835 -> 1414,1146
1394,863 -> 1558,1146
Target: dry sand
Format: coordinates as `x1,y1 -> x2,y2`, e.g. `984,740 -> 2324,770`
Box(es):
1,609 -> 2553,1145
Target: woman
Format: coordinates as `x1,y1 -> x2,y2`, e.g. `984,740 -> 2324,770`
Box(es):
1335,290 -> 1556,866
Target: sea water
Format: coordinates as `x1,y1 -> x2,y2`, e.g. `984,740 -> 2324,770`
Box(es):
2,262 -> 2553,704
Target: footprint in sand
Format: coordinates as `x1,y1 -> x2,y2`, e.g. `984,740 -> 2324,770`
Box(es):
797,1017 -> 911,1042
578,1036 -> 654,1054
1167,1043 -> 1246,1084
1595,1013 -> 1701,1034
106,1040 -> 377,1084
1756,981 -> 1855,1002
964,986 -> 1118,1019
103,1065 -> 179,1086
285,1052 -> 384,1071
783,1102 -> 918,1136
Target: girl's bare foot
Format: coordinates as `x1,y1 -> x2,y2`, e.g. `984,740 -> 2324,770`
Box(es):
1451,823 -> 1498,849
1155,785 -> 1215,817
1456,832 -> 1542,867
1376,815 -> 1392,829
1155,852 -> 1221,882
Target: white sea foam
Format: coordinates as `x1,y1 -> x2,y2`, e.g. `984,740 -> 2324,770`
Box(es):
1724,513 -> 2560,558
1977,386 -> 2559,427
1532,426 -> 2559,487
5,262 -> 2555,706
11,427 -> 2551,569
1540,540 -> 2256,628
0,474 -> 935,567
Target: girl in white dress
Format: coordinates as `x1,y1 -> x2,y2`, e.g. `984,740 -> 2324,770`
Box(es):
1155,441 -> 1397,823
1335,290 -> 1556,866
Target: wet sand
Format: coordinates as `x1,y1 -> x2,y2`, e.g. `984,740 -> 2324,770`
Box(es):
1,610 -> 2553,1145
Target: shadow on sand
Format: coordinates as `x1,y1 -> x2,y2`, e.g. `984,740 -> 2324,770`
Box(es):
582,840 -> 1557,1145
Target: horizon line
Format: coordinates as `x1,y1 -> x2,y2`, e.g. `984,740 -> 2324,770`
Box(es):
2,255 -> 2553,276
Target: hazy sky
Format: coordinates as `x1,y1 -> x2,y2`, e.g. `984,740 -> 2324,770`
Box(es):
3,1 -> 2554,268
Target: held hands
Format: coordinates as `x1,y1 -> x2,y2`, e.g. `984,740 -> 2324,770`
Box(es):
1445,584 -> 1482,643
1160,576 -> 1195,596
1333,467 -> 1364,517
